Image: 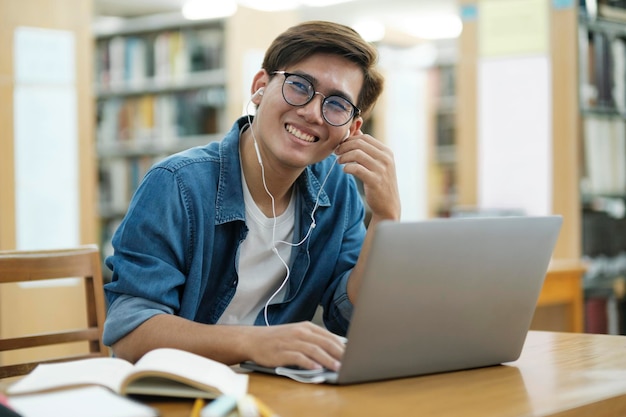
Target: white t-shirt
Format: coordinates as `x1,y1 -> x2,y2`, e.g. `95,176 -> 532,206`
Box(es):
217,171 -> 295,325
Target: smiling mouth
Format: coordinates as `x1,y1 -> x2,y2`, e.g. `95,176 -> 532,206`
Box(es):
286,124 -> 319,143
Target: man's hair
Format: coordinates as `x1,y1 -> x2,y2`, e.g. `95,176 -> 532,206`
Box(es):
262,20 -> 384,118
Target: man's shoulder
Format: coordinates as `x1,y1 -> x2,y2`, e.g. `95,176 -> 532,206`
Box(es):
155,141 -> 222,173
155,119 -> 242,173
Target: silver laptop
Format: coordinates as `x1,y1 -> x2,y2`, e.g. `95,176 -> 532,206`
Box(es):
242,215 -> 562,384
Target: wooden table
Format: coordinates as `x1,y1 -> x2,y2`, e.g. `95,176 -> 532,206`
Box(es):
149,330 -> 626,417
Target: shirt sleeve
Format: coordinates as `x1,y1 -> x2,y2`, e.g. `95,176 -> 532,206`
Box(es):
102,166 -> 195,345
322,177 -> 366,335
102,294 -> 173,346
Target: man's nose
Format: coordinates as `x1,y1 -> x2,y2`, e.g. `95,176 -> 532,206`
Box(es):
297,93 -> 325,125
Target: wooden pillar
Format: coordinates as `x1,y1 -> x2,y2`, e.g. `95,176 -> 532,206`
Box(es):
456,0 -> 580,260
0,0 -> 97,364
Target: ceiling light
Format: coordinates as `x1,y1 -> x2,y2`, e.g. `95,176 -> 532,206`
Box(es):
237,0 -> 299,12
400,14 -> 463,40
182,0 -> 237,20
238,0 -> 355,11
352,19 -> 386,43
300,0 -> 356,6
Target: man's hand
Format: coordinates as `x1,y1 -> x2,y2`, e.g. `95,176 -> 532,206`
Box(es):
335,130 -> 401,222
244,321 -> 345,371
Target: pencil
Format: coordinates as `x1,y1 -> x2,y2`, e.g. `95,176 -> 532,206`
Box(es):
252,395 -> 281,417
190,398 -> 205,417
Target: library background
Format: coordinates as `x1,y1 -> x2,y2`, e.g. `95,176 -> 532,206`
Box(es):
1,0 -> 626,350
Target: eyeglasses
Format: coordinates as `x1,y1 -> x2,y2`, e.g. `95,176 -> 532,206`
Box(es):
272,71 -> 361,127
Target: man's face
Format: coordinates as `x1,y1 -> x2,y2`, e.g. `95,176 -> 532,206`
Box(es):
253,53 -> 364,171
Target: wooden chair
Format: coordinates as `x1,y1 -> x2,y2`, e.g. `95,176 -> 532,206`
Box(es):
0,244 -> 108,378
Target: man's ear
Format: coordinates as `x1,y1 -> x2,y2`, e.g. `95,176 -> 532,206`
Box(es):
250,70 -> 269,104
349,116 -> 364,136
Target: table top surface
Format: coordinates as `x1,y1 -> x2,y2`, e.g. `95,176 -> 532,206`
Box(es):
147,330 -> 626,417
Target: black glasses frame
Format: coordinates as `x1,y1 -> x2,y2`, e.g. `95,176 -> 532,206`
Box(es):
272,71 -> 361,127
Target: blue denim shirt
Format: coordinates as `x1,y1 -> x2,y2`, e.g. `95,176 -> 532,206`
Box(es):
102,117 -> 366,346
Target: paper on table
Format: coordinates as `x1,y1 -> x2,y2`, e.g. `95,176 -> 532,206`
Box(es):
8,386 -> 157,417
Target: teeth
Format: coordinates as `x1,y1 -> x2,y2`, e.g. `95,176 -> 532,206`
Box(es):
286,124 -> 316,142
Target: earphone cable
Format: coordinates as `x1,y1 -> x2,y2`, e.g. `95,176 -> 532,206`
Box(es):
245,106 -> 338,326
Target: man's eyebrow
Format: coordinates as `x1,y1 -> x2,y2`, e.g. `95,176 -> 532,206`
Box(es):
292,70 -> 356,103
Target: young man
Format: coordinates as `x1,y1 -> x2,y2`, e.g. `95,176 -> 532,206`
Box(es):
103,20 -> 400,372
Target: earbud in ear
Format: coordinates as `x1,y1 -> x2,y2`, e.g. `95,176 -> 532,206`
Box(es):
255,88 -> 264,97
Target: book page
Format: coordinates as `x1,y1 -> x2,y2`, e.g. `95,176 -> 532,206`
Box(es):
122,377 -> 217,399
6,358 -> 134,395
124,348 -> 248,397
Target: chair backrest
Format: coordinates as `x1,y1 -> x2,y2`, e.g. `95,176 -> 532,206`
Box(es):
0,244 -> 107,378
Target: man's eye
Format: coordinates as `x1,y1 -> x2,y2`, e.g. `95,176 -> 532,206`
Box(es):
326,97 -> 350,113
287,78 -> 311,95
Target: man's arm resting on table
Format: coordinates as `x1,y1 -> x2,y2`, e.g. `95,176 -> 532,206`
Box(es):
112,314 -> 345,372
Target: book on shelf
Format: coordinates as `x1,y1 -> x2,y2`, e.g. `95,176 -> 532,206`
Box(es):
598,0 -> 626,22
585,294 -> 626,335
96,26 -> 224,90
612,37 -> 626,112
5,348 -> 248,400
102,158 -> 131,212
583,115 -> 626,195
585,296 -> 609,333
593,31 -> 613,108
578,27 -> 626,111
97,88 -> 224,146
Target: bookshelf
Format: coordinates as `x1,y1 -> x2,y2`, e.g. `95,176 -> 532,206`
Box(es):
93,14 -> 229,271
578,2 -> 626,334
93,9 -> 299,277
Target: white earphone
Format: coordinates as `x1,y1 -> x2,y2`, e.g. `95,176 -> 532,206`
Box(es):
244,100 -> 347,326
255,88 -> 264,97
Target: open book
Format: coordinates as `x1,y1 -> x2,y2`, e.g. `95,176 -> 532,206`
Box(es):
6,348 -> 248,400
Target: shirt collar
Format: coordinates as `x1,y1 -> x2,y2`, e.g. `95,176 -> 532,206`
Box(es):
215,116 -> 332,225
